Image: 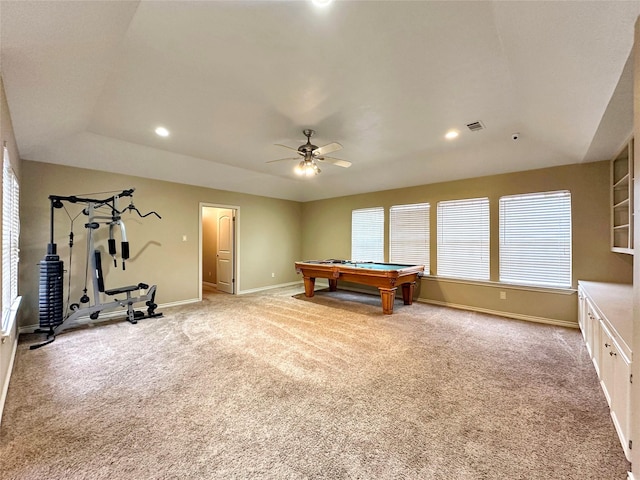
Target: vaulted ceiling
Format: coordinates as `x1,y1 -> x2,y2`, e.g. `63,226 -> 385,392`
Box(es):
1,1 -> 639,201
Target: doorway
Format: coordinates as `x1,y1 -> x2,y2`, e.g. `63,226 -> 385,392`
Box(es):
200,203 -> 238,298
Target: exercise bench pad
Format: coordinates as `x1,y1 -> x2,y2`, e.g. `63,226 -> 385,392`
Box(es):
104,283 -> 149,296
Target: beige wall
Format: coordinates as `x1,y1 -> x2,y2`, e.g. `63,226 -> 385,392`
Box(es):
302,161 -> 633,325
19,160 -> 303,328
16,141 -> 634,328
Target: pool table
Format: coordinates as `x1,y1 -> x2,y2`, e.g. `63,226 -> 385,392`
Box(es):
294,260 -> 425,314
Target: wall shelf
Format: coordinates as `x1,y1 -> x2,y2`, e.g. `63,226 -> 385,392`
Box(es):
611,138 -> 634,254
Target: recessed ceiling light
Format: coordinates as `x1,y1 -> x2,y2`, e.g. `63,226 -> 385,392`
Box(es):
445,130 -> 459,140
155,126 -> 170,137
312,0 -> 333,7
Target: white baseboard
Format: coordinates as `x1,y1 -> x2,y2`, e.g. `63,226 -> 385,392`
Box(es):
19,297 -> 201,335
320,285 -> 576,328
310,284 -> 576,328
628,472 -> 635,480
19,288 -> 577,333
417,298 -> 578,329
161,298 -> 201,309
238,281 -> 303,295
202,281 -> 217,287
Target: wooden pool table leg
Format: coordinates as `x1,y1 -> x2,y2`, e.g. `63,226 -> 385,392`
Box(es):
303,276 -> 316,297
401,282 -> 416,305
379,287 -> 397,315
328,279 -> 338,291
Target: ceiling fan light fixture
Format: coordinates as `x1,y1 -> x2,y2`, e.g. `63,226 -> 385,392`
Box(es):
312,0 -> 333,7
445,130 -> 459,140
269,129 -> 348,175
302,160 -> 318,177
295,158 -> 320,177
155,126 -> 170,137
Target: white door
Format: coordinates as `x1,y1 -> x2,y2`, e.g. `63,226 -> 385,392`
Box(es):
216,209 -> 234,293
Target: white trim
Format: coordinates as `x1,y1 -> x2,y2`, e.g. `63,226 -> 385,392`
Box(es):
1,295 -> 21,338
238,281 -> 303,295
421,275 -> 576,296
418,298 -> 578,329
627,472 -> 635,480
0,296 -> 21,426
202,281 -> 217,288
319,284 -> 576,328
0,331 -> 18,427
160,298 -> 201,309
199,203 -> 240,300
18,298 -> 202,335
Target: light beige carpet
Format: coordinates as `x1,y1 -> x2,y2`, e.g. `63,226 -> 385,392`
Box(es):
0,286 -> 631,479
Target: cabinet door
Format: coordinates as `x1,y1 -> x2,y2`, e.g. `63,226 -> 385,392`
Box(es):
611,343 -> 632,460
577,289 -> 587,341
598,320 -> 614,406
586,300 -> 601,374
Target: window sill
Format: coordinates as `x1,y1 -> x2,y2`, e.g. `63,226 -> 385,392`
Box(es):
420,276 -> 575,295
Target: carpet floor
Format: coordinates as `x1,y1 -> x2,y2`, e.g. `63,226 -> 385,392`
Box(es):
0,286 -> 631,479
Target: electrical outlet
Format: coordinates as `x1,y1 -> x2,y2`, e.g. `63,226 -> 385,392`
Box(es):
271,272 -> 275,278
499,291 -> 507,300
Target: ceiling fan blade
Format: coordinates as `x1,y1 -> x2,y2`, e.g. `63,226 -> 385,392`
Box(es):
266,157 -> 300,164
274,144 -> 304,155
313,142 -> 342,156
317,156 -> 351,168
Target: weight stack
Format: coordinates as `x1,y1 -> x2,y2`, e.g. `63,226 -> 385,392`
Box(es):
38,255 -> 64,329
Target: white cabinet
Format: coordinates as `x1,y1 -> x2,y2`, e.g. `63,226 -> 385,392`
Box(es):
611,340 -> 632,454
598,320 -> 616,404
577,281 -> 633,461
577,288 -> 586,337
598,319 -> 632,456
586,298 -> 601,376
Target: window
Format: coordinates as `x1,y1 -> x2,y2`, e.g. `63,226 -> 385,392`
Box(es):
351,207 -> 384,262
437,197 -> 489,280
499,191 -> 571,288
389,203 -> 430,268
2,146 -> 19,332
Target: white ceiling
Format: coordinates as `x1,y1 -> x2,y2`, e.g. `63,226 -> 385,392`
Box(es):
1,1 -> 639,202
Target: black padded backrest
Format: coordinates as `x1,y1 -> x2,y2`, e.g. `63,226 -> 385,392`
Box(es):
94,250 -> 105,293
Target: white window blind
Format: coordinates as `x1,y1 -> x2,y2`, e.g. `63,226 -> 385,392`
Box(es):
351,207 -> 384,262
2,146 -> 19,330
389,203 -> 430,268
437,197 -> 489,280
499,190 -> 571,288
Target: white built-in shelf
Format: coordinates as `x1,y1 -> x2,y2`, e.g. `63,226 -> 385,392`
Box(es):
613,174 -> 629,190
611,138 -> 634,254
613,198 -> 630,209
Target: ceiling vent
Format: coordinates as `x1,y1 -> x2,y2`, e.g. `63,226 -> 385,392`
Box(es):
466,121 -> 485,132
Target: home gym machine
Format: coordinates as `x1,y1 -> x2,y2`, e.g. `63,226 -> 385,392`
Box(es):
32,188 -> 162,349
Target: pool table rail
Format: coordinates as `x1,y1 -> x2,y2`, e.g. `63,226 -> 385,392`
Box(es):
294,260 -> 424,314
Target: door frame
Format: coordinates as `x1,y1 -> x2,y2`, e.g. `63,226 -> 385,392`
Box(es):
199,202 -> 240,300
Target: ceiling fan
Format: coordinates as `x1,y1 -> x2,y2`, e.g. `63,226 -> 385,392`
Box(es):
267,129 -> 352,176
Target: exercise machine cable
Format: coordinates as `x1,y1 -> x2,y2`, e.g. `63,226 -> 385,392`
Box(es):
32,188 -> 162,349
